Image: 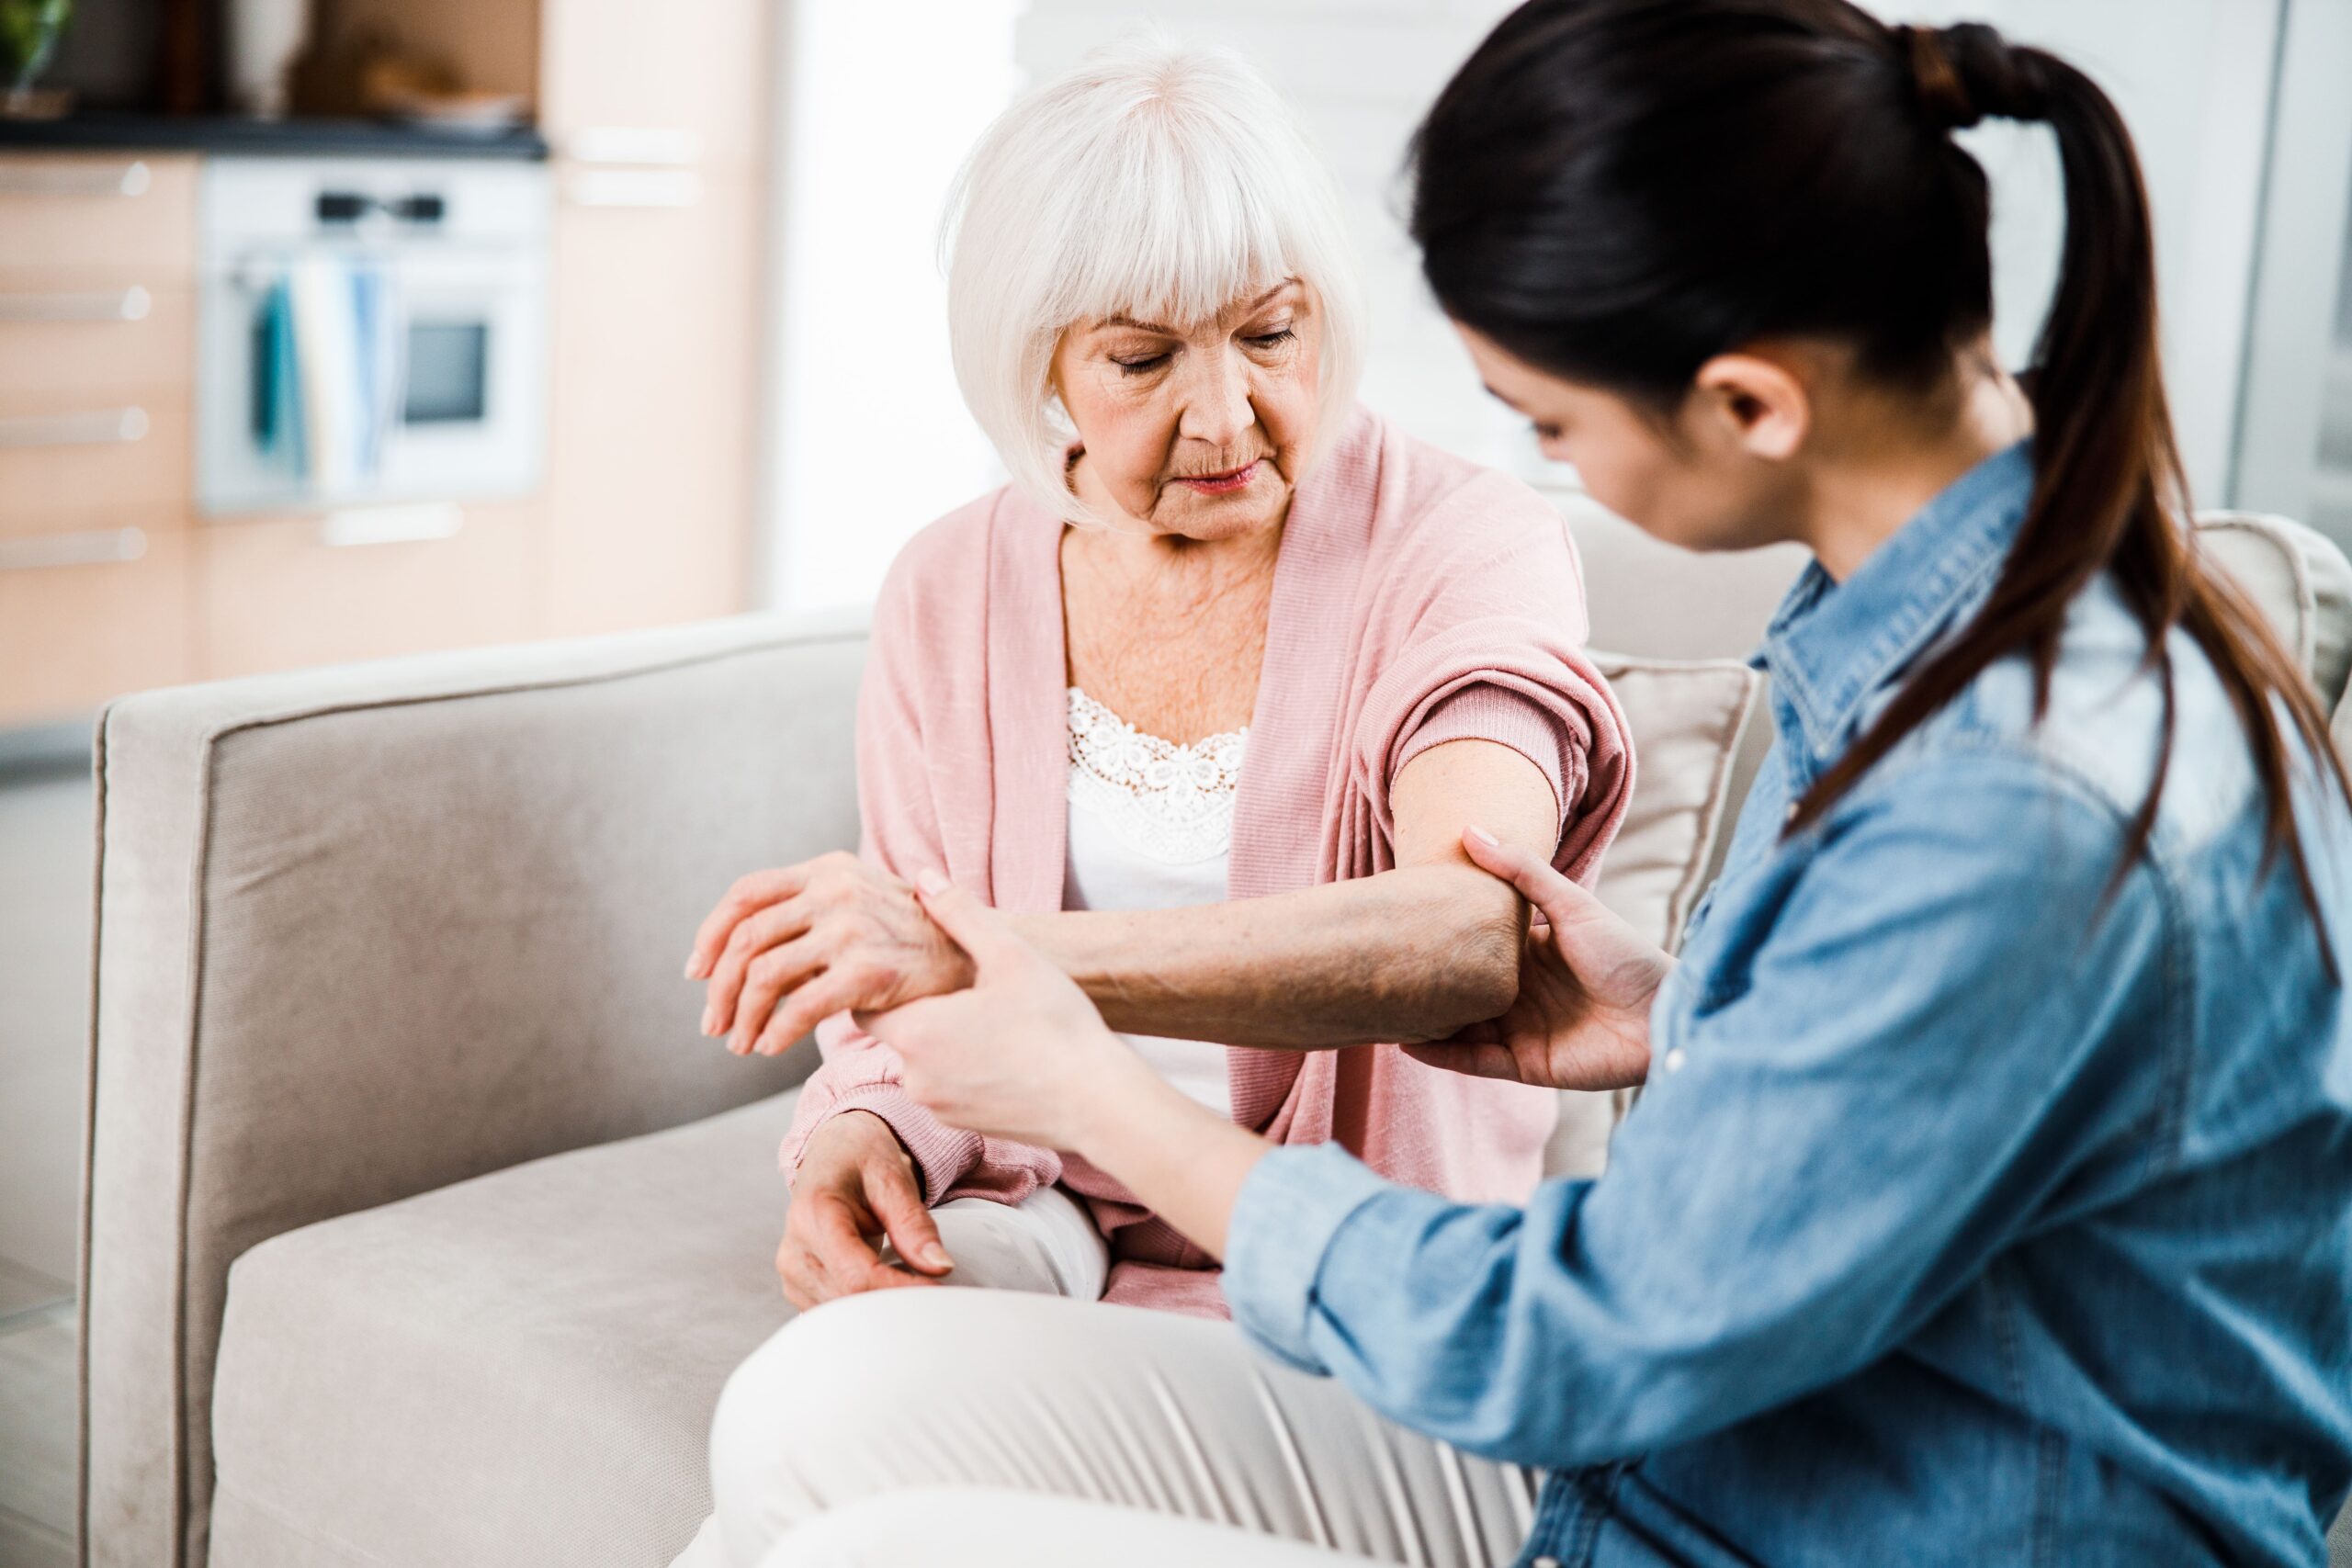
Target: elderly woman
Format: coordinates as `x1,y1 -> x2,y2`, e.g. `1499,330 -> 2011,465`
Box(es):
673,43 -> 1628,1562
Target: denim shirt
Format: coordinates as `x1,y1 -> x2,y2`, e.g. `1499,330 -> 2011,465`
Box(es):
1225,443 -> 2352,1567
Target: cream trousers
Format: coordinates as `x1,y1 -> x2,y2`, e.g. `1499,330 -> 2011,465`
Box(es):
673,1187 -> 1539,1568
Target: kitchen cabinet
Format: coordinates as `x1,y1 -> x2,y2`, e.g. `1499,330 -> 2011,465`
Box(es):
0,153 -> 198,727
0,0 -> 775,728
0,152 -> 197,276
536,0 -> 772,636
538,173 -> 761,637
539,0 -> 770,174
198,502 -> 540,678
0,522 -> 194,721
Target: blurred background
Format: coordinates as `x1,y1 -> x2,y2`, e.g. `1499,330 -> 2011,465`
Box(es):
1,1 -> 2349,1562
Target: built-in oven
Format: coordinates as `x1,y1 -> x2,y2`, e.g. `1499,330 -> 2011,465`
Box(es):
196,157 -> 549,516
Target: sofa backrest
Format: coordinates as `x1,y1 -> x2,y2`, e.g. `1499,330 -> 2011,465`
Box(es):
85,615 -> 865,1568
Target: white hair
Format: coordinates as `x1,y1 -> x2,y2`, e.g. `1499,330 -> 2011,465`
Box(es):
942,38 -> 1366,523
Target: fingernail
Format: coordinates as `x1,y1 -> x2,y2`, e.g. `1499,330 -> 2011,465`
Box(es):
1468,826 -> 1499,847
683,955 -> 699,978
917,868 -> 947,895
921,1244 -> 952,1269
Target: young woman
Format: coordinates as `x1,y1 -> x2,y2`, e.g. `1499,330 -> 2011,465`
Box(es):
716,5 -> 2352,1565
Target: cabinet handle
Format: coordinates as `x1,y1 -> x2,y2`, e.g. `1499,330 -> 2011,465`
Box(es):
320,503 -> 463,547
0,406 -> 150,448
0,286 -> 153,322
565,168 -> 701,209
568,126 -> 700,166
0,526 -> 147,573
0,160 -> 153,197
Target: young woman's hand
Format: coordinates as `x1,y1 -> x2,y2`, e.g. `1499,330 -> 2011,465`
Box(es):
775,1110 -> 955,1308
685,852 -> 976,1056
857,873 -> 1154,1152
1404,828 -> 1670,1092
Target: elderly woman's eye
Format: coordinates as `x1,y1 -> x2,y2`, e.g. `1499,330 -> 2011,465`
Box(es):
1247,328 -> 1295,349
1113,354 -> 1170,375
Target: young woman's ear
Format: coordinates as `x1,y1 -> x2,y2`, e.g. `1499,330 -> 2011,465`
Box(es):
1690,351 -> 1811,460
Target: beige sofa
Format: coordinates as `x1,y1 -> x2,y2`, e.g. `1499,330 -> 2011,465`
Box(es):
78,509 -> 2352,1567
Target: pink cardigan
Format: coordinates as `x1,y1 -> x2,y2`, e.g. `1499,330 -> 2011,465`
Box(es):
782,407 -> 1633,1314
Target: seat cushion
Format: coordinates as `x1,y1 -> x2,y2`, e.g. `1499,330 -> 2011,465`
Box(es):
208,1091 -> 803,1567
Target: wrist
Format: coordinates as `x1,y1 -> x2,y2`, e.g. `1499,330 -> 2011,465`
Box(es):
1062,1039 -> 1183,1163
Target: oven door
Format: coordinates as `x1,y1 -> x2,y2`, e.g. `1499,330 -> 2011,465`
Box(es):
197,243 -> 546,516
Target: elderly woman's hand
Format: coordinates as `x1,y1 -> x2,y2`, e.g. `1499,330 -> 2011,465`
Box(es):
857,872 -> 1149,1151
685,852 -> 976,1056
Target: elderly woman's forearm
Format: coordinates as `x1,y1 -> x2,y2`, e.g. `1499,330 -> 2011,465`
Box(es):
1011,863 -> 1525,1046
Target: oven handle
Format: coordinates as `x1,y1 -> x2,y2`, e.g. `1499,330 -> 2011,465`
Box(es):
0,160 -> 153,197
0,526 -> 148,573
320,503 -> 464,547
0,406 -> 150,449
0,286 -> 153,322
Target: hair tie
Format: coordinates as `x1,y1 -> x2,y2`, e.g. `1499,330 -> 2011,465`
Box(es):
1897,24 -> 1982,131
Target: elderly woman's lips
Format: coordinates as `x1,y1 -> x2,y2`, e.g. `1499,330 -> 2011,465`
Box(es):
1177,460 -> 1260,494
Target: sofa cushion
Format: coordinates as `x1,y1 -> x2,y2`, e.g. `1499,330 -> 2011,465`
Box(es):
2196,513 -> 2352,713
208,1092 -> 803,1567
1545,654 -> 1760,1178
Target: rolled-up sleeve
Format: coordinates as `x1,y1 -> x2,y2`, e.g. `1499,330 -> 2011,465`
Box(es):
1218,750 -> 2171,1468
1224,1144 -> 1395,1370
1394,684 -> 1577,833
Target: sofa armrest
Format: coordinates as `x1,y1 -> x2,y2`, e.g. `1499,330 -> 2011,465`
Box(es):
81,612 -> 867,1568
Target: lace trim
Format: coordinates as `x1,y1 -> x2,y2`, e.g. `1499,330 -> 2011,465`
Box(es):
1066,686 -> 1247,866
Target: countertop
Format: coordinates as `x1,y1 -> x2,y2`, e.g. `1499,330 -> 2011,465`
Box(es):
0,112 -> 548,160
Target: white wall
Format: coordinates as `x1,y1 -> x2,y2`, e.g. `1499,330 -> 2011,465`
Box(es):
1878,0 -> 2282,502
759,0 -> 1023,614
1021,0 -> 2280,502
761,0 -> 2291,609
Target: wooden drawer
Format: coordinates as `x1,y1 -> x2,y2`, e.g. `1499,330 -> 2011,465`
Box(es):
0,154 -> 198,279
198,501 -> 542,679
0,389 -> 192,535
0,283 -> 194,401
0,521 -> 194,727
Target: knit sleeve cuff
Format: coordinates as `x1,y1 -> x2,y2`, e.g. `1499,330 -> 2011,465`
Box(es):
786,1084 -> 984,1203
1395,683 -> 1576,832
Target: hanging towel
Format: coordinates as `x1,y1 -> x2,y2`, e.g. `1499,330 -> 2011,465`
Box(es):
254,254 -> 403,491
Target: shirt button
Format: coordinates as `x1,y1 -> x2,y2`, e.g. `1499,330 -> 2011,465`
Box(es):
1662,1047 -> 1687,1074
1784,799 -> 1801,824
1532,1558 -> 1564,1568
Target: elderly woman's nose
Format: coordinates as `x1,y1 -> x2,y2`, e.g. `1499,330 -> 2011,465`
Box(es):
1175,347 -> 1258,448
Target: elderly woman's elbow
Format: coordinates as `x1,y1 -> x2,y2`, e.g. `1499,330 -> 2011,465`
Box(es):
1456,915 -> 1528,1022
1405,881 -> 1525,1034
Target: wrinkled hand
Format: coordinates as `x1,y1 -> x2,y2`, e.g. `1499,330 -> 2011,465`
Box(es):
685,852 -> 975,1056
1403,828 -> 1670,1092
776,1110 -> 954,1308
857,873 -> 1143,1152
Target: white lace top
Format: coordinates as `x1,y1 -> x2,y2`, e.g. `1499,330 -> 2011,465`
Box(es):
1062,687 -> 1248,1118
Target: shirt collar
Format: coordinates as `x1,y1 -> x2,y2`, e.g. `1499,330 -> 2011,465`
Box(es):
1752,440 -> 2035,765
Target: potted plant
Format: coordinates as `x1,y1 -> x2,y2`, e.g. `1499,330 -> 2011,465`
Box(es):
2,0 -> 74,117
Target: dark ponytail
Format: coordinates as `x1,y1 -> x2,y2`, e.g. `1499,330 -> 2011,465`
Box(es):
1412,0 -> 2349,919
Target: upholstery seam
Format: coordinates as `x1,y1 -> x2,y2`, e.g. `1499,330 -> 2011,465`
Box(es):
74,709 -> 107,1568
